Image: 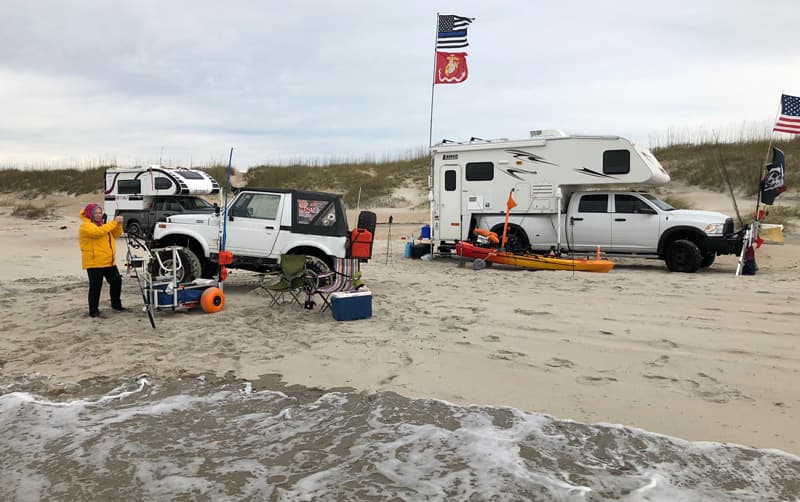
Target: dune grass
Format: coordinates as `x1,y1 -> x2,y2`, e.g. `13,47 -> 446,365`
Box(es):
0,134 -> 797,215
11,202 -> 56,219
653,136 -> 799,196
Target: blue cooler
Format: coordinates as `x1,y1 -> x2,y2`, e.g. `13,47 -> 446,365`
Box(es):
330,290 -> 372,321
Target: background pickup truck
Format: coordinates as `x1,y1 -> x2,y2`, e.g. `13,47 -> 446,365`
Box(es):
152,188 -> 375,280
474,190 -> 744,273
118,196 -> 217,239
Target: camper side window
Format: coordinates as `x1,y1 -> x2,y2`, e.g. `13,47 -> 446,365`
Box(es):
154,177 -> 173,190
465,162 -> 493,181
118,180 -> 140,194
577,194 -> 608,213
602,150 -> 630,175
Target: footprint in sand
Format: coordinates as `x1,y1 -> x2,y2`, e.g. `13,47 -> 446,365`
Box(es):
545,357 -> 575,368
482,335 -> 501,343
643,372 -> 750,403
576,375 -> 618,385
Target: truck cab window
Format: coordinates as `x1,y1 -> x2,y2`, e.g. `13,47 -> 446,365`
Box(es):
577,194 -> 608,213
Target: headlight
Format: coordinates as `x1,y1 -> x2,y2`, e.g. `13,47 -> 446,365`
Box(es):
704,223 -> 724,235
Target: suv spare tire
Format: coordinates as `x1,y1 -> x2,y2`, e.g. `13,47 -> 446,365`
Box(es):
356,211 -> 377,235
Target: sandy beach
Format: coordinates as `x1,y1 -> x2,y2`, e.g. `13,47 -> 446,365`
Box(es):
1,191 -> 799,457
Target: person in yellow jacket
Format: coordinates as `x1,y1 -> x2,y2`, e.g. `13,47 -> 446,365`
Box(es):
79,203 -> 127,318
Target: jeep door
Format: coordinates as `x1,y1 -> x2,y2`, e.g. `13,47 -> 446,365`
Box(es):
225,192 -> 282,256
568,193 -> 612,251
610,193 -> 660,251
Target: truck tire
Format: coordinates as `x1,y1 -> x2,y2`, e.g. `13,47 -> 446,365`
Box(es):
700,253 -> 716,268
357,211 -> 377,235
126,220 -> 143,239
665,239 -> 702,273
490,225 -> 530,253
151,247 -> 202,283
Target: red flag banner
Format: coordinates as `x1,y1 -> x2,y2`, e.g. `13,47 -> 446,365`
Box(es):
434,52 -> 468,84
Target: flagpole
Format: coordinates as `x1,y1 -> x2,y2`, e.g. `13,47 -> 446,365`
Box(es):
428,12 -> 439,257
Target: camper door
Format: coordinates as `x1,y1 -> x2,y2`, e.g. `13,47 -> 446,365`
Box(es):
438,165 -> 462,241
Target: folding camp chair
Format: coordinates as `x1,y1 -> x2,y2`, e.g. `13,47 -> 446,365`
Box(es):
260,254 -> 314,306
308,257 -> 363,311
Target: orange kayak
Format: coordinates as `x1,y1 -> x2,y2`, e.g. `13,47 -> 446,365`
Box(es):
455,241 -> 615,273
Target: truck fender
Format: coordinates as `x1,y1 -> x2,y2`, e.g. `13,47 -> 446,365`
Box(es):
657,226 -> 706,256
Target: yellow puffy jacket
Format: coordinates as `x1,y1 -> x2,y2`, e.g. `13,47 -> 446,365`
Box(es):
79,209 -> 123,269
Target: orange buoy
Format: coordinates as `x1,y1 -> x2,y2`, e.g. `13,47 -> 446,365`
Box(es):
200,287 -> 225,313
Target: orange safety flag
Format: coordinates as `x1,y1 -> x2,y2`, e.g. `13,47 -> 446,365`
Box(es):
501,190 -> 517,248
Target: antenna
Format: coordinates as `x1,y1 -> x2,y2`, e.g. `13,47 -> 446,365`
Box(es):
159,146 -> 164,165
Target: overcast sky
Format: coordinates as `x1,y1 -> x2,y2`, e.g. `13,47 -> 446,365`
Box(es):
2,1 -> 799,170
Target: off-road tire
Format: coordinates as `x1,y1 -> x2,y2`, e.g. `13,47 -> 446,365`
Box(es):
700,253 -> 716,268
357,211 -> 377,235
665,239 -> 702,273
151,247 -> 202,283
303,254 -> 334,288
126,220 -> 143,239
491,225 -> 530,254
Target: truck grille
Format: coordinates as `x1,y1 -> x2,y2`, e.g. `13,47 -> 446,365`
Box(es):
724,218 -> 734,234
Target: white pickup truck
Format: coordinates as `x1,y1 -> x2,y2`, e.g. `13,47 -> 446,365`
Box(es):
471,190 -> 744,273
152,188 -> 375,279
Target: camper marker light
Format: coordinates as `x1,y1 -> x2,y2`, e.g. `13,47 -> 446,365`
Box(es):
704,223 -> 724,235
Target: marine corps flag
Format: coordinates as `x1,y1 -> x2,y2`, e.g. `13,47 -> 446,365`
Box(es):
760,147 -> 786,205
434,52 -> 468,84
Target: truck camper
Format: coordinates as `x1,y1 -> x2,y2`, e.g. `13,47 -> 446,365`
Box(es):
430,130 -> 743,272
104,165 -> 220,238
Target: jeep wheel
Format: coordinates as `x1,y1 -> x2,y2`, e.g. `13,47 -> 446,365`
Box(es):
700,253 -> 716,268
126,221 -> 143,239
665,239 -> 702,273
151,247 -> 202,283
303,255 -> 334,288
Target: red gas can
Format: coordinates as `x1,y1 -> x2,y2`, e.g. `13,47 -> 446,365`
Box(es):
350,228 -> 373,259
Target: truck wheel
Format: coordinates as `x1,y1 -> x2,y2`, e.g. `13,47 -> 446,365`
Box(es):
491,226 -> 529,253
126,221 -> 143,239
665,239 -> 702,273
700,253 -> 716,268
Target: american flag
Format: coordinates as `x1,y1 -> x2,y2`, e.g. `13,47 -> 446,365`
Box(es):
437,14 -> 474,50
773,93 -> 800,134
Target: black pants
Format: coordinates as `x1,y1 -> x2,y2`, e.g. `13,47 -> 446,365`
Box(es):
87,266 -> 122,315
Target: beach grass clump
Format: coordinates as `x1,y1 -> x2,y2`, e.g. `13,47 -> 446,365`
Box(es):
11,202 -> 56,219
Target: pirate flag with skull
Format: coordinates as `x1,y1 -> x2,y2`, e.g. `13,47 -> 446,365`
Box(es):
760,147 -> 786,205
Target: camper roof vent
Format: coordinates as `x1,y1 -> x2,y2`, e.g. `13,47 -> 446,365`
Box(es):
530,129 -> 568,138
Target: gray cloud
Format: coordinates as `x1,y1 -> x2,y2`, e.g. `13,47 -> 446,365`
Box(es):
1,0 -> 799,169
